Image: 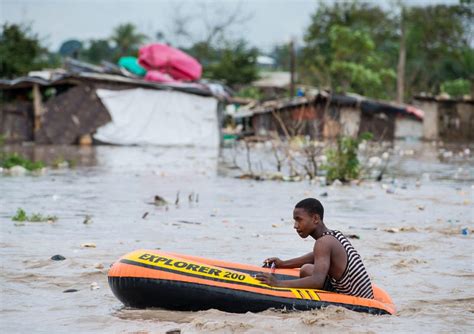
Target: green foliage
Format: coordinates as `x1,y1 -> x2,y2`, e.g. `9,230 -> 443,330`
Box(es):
270,44 -> 291,70
324,132 -> 373,183
326,25 -> 396,99
12,208 -> 57,222
403,4 -> 473,96
202,40 -> 259,87
300,1 -> 473,99
81,39 -> 114,64
236,86 -> 262,100
12,208 -> 27,222
0,24 -> 54,78
58,39 -> 83,58
440,79 -> 472,97
110,23 -> 147,60
301,1 -> 398,97
1,153 -> 45,171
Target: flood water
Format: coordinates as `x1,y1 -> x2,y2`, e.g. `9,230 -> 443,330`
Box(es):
0,141 -> 473,333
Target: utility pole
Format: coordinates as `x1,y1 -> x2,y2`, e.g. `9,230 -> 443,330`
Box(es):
396,6 -> 406,104
289,38 -> 296,97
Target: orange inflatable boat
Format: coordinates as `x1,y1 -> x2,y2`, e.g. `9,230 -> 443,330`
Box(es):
108,249 -> 395,315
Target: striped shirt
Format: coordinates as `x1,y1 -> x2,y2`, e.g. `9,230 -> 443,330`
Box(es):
322,230 -> 374,299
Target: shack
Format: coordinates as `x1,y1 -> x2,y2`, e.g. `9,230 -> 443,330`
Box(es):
234,91 -> 423,141
413,95 -> 474,141
0,62 -> 225,147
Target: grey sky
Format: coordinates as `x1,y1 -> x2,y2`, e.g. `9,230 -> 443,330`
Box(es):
0,0 -> 461,52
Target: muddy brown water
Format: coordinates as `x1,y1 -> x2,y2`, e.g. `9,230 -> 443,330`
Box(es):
0,141 -> 473,333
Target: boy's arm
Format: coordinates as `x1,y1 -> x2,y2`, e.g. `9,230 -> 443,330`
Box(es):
279,252 -> 314,268
264,252 -> 313,268
257,238 -> 331,289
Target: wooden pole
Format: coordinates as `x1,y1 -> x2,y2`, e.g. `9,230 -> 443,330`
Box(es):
396,7 -> 406,104
32,84 -> 43,133
289,39 -> 296,97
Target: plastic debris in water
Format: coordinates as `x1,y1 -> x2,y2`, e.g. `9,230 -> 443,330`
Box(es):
51,254 -> 66,261
63,289 -> 78,293
94,263 -> 104,269
83,215 -> 93,224
461,228 -> 468,235
154,195 -> 167,206
81,243 -> 96,248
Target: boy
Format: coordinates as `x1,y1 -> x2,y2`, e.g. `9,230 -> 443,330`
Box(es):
256,198 -> 374,299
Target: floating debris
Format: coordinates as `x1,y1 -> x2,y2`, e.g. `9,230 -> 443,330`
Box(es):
175,191 -> 180,206
93,263 -> 104,269
11,208 -> 58,223
154,195 -> 167,206
384,226 -> 418,233
166,329 -> 181,334
63,289 -> 78,293
90,282 -> 100,290
176,220 -> 202,225
346,234 -> 360,239
142,212 -> 149,219
82,215 -> 93,224
51,254 -> 66,261
80,243 -> 96,248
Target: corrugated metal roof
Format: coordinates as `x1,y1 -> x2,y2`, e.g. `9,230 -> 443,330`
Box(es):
238,92 -> 424,120
0,72 -> 215,97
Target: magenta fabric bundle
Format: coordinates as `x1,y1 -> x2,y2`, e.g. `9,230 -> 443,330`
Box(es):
139,43 -> 202,82
144,70 -> 175,83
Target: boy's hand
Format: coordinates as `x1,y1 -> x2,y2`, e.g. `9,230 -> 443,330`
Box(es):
255,272 -> 279,286
263,257 -> 284,268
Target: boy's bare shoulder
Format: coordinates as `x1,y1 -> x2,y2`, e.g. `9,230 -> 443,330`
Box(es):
314,235 -> 339,250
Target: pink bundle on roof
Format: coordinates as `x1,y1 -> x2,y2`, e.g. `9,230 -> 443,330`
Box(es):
138,43 -> 202,81
145,70 -> 175,83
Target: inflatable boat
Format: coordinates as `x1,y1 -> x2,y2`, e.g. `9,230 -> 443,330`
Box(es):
108,250 -> 395,315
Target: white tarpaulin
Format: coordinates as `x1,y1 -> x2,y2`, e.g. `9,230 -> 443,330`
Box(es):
94,88 -> 219,147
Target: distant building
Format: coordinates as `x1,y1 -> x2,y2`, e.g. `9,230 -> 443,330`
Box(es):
413,95 -> 474,141
0,65 -> 224,147
252,71 -> 292,99
256,56 -> 276,70
233,91 -> 423,141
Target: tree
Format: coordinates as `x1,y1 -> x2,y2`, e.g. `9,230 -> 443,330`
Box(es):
204,40 -> 259,86
329,25 -> 396,98
110,23 -> 147,60
58,39 -> 83,59
403,4 -> 473,96
81,39 -> 114,64
301,1 -> 398,95
0,24 -> 52,78
270,43 -> 291,71
300,1 -> 473,99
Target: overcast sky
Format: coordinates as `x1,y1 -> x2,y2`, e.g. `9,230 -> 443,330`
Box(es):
0,0 -> 461,52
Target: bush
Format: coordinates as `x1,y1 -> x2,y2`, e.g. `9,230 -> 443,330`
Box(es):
12,208 -> 57,222
323,132 -> 373,183
1,153 -> 45,171
440,79 -> 471,97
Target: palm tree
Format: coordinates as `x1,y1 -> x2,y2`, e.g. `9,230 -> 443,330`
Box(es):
110,23 -> 147,59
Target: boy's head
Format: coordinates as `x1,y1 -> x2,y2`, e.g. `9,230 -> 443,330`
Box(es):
293,198 -> 324,238
295,198 -> 324,220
